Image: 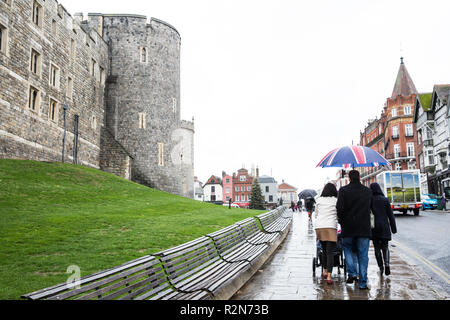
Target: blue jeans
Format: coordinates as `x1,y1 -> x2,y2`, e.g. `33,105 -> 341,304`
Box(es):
343,237 -> 370,288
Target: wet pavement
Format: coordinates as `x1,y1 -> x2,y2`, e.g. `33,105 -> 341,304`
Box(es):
232,210 -> 447,300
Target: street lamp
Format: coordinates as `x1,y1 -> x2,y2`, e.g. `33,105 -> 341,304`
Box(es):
62,104 -> 68,163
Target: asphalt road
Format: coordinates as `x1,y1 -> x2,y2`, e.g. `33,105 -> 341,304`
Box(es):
391,209 -> 450,297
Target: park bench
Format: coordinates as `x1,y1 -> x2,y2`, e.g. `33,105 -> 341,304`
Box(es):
206,224 -> 269,263
154,236 -> 250,298
281,207 -> 293,219
236,217 -> 280,245
22,207 -> 292,300
20,255 -> 205,300
255,207 -> 291,234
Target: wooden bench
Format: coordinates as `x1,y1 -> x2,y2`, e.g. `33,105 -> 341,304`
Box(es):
22,207 -> 291,300
20,255 -> 204,300
206,224 -> 269,263
155,236 -> 250,298
281,206 -> 293,219
255,208 -> 291,234
236,217 -> 279,245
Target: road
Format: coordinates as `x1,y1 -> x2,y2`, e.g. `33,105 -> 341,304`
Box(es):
391,209 -> 450,297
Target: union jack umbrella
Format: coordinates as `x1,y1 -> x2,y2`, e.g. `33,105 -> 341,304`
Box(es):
316,146 -> 391,168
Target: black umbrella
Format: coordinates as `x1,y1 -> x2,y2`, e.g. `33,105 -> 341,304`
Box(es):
298,189 -> 317,200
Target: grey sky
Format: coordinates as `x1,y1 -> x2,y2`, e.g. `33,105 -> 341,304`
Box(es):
63,0 -> 450,192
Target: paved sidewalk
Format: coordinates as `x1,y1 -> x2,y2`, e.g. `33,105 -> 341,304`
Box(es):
232,210 -> 447,300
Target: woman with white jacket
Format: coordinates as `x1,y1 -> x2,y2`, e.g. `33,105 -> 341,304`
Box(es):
314,183 -> 339,285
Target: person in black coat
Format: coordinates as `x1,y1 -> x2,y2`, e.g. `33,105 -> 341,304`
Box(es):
370,182 -> 397,276
336,170 -> 373,289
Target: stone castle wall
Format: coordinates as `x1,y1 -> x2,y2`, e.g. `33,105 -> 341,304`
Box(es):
0,0 -> 194,198
0,0 -> 108,168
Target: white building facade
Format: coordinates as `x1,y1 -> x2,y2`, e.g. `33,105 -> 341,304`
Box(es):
258,175 -> 278,208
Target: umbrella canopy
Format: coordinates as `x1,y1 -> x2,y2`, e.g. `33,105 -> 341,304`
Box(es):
298,189 -> 318,200
316,145 -> 390,168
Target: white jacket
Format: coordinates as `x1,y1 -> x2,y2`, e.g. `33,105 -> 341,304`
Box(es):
314,196 -> 338,230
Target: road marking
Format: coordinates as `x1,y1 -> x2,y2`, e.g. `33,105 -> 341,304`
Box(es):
392,240 -> 450,285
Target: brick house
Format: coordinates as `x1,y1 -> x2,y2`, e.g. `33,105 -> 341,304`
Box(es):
232,168 -> 253,208
359,58 -> 419,185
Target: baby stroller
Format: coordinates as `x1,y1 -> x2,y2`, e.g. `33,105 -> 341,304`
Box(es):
312,231 -> 346,277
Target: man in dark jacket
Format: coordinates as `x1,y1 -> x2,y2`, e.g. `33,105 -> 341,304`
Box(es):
336,170 -> 373,289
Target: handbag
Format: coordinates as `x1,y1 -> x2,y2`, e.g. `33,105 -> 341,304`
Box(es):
370,210 -> 375,229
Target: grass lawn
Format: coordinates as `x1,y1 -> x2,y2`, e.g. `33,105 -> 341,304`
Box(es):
0,159 -> 265,300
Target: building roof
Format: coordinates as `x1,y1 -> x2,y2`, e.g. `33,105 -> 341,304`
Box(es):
204,175 -> 222,186
432,84 -> 450,106
391,58 -> 418,99
418,93 -> 433,111
278,182 -> 297,191
414,92 -> 433,123
258,175 -> 277,183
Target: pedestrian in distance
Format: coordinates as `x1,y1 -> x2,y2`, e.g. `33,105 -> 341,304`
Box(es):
305,197 -> 315,221
298,200 -> 303,211
441,195 -> 446,210
314,183 -> 339,285
369,182 -> 397,276
290,201 -> 296,212
336,170 -> 373,290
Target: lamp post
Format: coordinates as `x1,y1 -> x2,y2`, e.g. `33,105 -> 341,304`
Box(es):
62,104 -> 68,163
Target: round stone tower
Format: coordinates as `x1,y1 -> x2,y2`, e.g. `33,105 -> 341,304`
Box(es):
101,15 -> 194,197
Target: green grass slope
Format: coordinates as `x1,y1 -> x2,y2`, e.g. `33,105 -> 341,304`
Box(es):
0,159 -> 265,299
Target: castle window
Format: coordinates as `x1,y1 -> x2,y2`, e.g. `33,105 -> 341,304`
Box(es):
49,63 -> 60,88
51,19 -> 57,36
91,59 -> 96,77
91,115 -> 97,130
172,97 -> 177,113
0,23 -> 7,55
158,143 -> 164,167
100,66 -> 105,85
32,1 -> 43,28
28,86 -> 40,112
49,99 -> 58,122
140,47 -> 148,63
30,49 -> 41,75
70,39 -> 75,59
138,113 -> 146,129
391,108 -> 397,118
67,77 -> 73,99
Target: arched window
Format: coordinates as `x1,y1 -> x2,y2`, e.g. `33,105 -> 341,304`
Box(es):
141,47 -> 148,63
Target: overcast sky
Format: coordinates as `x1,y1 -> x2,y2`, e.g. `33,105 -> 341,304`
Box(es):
63,0 -> 450,192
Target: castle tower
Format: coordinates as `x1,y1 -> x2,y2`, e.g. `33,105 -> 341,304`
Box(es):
99,14 -> 194,197
0,1 -> 194,198
384,58 -> 419,171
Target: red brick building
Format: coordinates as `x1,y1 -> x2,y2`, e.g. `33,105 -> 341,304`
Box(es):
360,58 -> 419,185
232,168 -> 254,207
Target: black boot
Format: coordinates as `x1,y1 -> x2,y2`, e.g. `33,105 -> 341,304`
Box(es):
382,246 -> 390,276
374,243 -> 384,275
